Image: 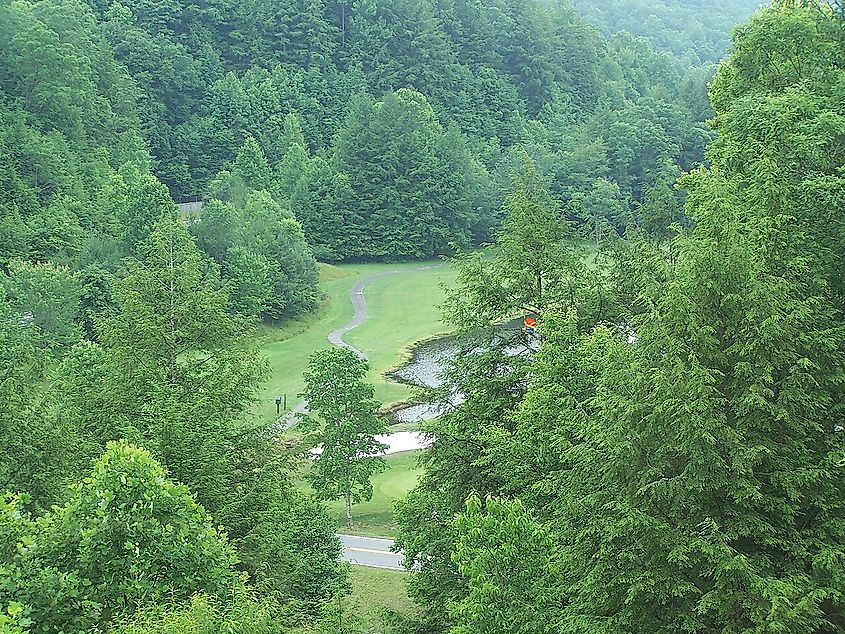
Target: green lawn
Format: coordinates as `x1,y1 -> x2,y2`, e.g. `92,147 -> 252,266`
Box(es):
253,259 -> 456,423
345,262 -> 458,405
297,451 -> 422,538
293,566 -> 418,634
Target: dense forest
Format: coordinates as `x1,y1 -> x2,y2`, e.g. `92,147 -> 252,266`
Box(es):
571,0 -> 762,63
1,0 -> 724,269
2,0 -> 844,632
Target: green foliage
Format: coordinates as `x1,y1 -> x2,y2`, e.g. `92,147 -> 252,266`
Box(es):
571,0 -> 761,63
108,592 -> 281,634
59,216 -> 345,618
449,495 -> 562,634
396,160 -> 611,626
289,156 -> 352,262
0,0 -> 796,629
0,293 -> 56,509
238,494 -> 348,613
192,188 -> 319,320
0,279 -> 93,510
234,137 -> 273,192
331,89 -> 494,259
2,261 -> 83,353
223,246 -> 273,316
2,0 -> 727,264
300,347 -> 388,527
443,155 -> 590,327
0,0 -> 148,274
113,165 -> 178,257
91,214 -> 267,511
0,442 -> 241,633
402,4 -> 845,633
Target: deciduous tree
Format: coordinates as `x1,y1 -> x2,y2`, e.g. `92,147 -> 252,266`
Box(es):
300,347 -> 388,528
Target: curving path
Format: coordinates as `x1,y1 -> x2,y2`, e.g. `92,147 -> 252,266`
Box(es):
327,264 -> 441,359
327,270 -> 402,359
277,264 -> 441,428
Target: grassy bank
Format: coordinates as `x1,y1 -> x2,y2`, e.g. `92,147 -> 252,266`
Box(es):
297,450 -> 422,538
253,260 -> 456,423
341,566 -> 418,632
293,566 -> 418,634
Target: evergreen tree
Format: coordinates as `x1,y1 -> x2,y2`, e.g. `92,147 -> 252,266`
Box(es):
332,88 -> 492,258
438,5 -> 845,632
81,217 -> 343,615
442,154 -> 586,328
290,155 -> 354,262
2,260 -> 83,353
234,136 -> 272,191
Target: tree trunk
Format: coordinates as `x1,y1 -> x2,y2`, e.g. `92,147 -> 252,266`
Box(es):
345,490 -> 353,528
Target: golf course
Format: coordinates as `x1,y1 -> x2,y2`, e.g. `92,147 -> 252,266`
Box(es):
254,259 -> 459,422
296,451 -> 423,538
261,259 -> 456,539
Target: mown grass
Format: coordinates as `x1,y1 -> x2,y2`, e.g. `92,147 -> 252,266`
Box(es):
296,450 -> 422,539
345,261 -> 458,405
252,260 -> 456,424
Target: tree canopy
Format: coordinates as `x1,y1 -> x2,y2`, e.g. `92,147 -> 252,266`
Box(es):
4,0 -> 834,632
397,3 -> 845,633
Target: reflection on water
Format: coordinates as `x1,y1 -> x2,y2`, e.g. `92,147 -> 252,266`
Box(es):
389,320 -> 527,423
392,337 -> 458,389
389,337 -> 457,423
391,396 -> 466,424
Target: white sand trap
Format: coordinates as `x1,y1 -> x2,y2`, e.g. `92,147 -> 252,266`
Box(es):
310,431 -> 432,457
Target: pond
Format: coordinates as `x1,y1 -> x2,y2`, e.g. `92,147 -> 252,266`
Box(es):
388,319 -> 527,423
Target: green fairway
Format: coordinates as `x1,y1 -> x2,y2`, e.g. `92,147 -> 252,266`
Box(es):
345,262 -> 458,405
253,259 -> 456,423
297,451 -> 422,538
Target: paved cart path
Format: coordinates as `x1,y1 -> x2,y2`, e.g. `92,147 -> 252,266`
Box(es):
278,264 -> 440,427
327,270 -> 402,358
337,533 -> 404,571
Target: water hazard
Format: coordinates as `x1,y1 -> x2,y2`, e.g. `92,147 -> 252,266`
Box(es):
388,319 -> 528,423
389,335 -> 463,423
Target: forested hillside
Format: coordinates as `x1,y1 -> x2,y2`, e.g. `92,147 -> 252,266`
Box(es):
570,0 -> 762,64
28,0 -> 714,260
397,2 -> 845,632
4,0 -> 842,632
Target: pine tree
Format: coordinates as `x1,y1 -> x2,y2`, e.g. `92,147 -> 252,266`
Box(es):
233,135 -> 272,191
459,5 -> 845,631
76,216 -> 343,615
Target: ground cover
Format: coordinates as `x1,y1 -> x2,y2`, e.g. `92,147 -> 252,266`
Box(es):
345,262 -> 458,405
293,566 -> 418,634
253,260 -> 455,423
341,566 -> 418,631
296,450 -> 422,538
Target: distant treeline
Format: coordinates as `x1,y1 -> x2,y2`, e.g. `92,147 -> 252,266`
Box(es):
4,0 -> 744,271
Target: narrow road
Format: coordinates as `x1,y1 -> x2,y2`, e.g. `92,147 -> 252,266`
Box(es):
327,270 -> 402,359
338,534 -> 404,571
278,264 -> 441,427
